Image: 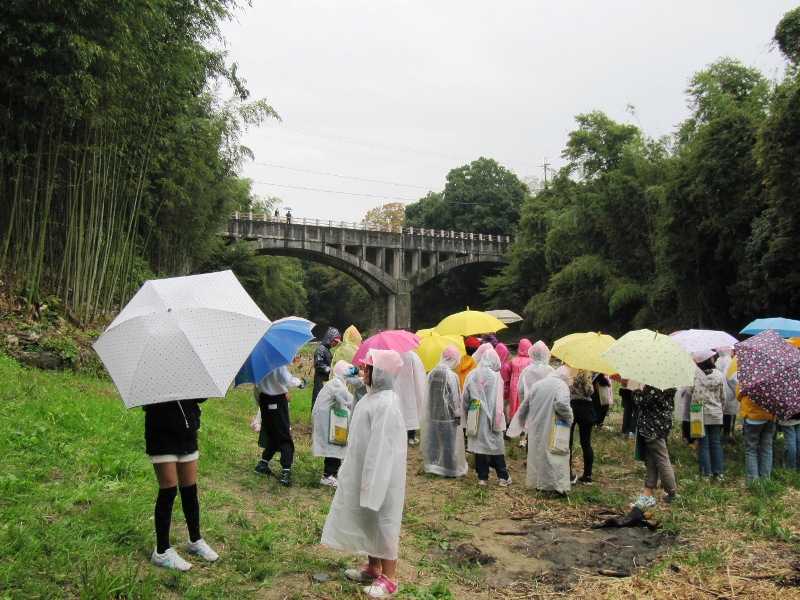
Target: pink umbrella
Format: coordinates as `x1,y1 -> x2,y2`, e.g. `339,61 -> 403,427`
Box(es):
352,330 -> 421,366
735,329 -> 800,420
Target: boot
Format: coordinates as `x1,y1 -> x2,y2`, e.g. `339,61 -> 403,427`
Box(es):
279,468 -> 292,487
254,460 -> 273,477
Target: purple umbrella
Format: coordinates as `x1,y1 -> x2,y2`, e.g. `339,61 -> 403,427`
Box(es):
735,330 -> 800,420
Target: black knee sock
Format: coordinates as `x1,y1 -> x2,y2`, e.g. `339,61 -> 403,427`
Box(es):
155,486 -> 177,553
180,484 -> 201,543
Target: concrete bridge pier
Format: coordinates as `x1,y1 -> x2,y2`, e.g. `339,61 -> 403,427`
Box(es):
374,291 -> 411,330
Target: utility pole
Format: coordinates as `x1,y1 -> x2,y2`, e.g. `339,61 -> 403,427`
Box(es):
539,158 -> 551,189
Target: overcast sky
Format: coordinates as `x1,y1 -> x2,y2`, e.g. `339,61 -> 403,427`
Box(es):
220,1 -> 794,223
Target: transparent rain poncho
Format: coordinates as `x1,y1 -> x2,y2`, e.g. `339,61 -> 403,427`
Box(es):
320,350 -> 408,560
331,325 -> 362,372
517,340 -> 555,400
421,346 -> 467,477
461,347 -> 506,455
393,351 -> 427,430
312,361 -> 356,460
507,372 -> 573,493
715,348 -> 739,416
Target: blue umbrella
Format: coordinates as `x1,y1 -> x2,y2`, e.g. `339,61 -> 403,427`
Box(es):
740,317 -> 800,339
235,317 -> 315,386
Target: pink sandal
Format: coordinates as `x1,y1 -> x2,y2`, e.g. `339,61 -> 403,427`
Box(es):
363,574 -> 398,598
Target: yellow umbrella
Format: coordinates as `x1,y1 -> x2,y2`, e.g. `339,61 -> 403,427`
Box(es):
415,330 -> 466,372
551,332 -> 616,374
331,325 -> 362,365
434,308 -> 507,337
602,328 -> 697,390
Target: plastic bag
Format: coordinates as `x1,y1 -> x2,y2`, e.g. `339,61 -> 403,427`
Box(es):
548,417 -> 571,455
466,398 -> 481,437
329,405 -> 351,446
689,402 -> 705,438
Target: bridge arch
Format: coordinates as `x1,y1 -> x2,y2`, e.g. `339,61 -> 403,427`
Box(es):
224,215 -> 511,329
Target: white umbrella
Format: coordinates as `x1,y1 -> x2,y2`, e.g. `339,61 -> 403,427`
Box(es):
670,329 -> 738,354
485,309 -> 524,325
93,270 -> 271,408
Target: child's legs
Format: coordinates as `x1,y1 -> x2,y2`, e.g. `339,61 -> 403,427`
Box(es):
474,454 -> 490,481
707,424 -> 724,475
743,423 -> 760,482
697,430 -> 711,475
380,558 -> 397,579
490,454 -> 509,480
323,456 -> 341,477
759,422 -> 775,478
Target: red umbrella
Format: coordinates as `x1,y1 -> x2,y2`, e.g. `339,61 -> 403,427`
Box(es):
735,329 -> 800,420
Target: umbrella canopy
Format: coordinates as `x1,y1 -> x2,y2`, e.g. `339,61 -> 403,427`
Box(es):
352,330 -> 420,366
735,330 -> 800,421
670,329 -> 738,353
485,309 -> 524,325
235,317 -> 315,386
415,329 -> 466,372
602,329 -> 697,391
551,332 -> 616,374
93,270 -> 270,408
331,324 -> 363,365
435,308 -> 508,337
741,318 -> 800,339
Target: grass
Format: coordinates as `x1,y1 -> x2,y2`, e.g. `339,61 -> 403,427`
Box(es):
1,353 -> 800,598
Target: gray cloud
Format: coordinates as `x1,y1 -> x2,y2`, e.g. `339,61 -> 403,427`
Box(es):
221,0 -> 791,224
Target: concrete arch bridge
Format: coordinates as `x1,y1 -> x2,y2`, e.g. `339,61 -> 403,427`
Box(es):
224,213 -> 511,329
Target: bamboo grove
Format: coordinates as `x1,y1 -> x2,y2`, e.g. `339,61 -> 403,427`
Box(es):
0,1 -> 275,324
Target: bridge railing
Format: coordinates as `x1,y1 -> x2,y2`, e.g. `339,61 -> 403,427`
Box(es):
231,212 -> 513,244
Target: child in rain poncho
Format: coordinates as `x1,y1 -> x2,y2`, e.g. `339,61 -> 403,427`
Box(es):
394,351 -> 427,446
507,368 -> 573,494
321,349 -> 408,599
312,360 -> 359,487
502,338 -> 532,420
421,346 -> 468,478
462,345 -> 510,486
517,341 -> 554,399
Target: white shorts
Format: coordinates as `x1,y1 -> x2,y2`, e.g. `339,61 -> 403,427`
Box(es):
149,451 -> 199,464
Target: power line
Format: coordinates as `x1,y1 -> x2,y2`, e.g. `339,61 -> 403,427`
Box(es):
251,161 -> 433,190
264,124 -> 468,162
249,179 -> 520,208
250,180 -> 418,202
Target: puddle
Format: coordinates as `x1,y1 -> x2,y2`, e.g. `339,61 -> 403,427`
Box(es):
452,518 -> 673,590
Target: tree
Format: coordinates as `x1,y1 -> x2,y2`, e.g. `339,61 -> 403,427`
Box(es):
405,157 -> 527,235
404,158 -> 528,328
362,202 -> 405,230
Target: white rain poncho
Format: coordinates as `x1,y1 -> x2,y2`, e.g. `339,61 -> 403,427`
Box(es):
517,340 -> 555,400
461,347 -> 506,455
507,372 -> 573,493
393,351 -> 427,431
716,349 -> 739,416
312,361 -> 356,460
421,346 -> 468,477
320,350 -> 408,560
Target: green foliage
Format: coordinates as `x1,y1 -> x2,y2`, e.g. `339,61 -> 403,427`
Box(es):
775,6 -> 800,64
495,45 -> 800,339
0,0 -> 277,322
405,157 -> 527,236
201,242 -> 308,319
303,263 -> 372,332
406,157 -> 526,327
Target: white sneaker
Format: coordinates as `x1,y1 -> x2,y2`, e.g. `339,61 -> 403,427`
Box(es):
477,480 -> 488,487
498,477 -> 512,488
320,475 -> 338,488
151,547 -> 192,571
187,538 -> 219,562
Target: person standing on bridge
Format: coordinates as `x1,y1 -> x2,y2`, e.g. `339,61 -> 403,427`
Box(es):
313,327 -> 342,407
